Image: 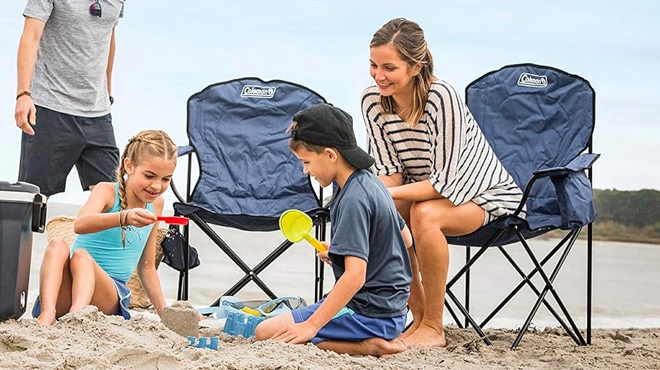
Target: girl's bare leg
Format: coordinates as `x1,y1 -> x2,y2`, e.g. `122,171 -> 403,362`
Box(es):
36,239 -> 73,325
68,248 -> 120,315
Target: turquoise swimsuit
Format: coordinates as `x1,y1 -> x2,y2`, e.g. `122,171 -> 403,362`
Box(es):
33,183 -> 155,320
71,183 -> 154,283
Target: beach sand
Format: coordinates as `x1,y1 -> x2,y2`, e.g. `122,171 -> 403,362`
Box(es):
1,306 -> 659,370
2,202 -> 660,369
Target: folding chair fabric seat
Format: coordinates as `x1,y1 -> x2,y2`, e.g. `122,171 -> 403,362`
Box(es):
171,77 -> 330,305
444,63 -> 598,349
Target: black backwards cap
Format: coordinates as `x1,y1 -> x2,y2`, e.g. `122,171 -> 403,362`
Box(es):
291,104 -> 375,170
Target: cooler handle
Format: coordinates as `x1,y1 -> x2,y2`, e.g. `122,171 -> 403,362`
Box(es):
32,194 -> 47,233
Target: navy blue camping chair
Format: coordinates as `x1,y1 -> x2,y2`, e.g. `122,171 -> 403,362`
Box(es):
171,78 -> 330,306
444,64 -> 598,349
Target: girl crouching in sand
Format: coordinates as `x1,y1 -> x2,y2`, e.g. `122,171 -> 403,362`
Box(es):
33,130 -> 177,325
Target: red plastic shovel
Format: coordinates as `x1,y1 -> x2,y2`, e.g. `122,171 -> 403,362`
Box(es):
157,216 -> 189,225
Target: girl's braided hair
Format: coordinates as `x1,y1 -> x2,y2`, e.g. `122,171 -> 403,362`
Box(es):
116,130 -> 177,246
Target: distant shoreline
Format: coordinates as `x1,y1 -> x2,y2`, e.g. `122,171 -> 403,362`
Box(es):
45,201 -> 660,246
540,233 -> 660,247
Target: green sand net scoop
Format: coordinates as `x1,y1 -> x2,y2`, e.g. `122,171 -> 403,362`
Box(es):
279,209 -> 327,253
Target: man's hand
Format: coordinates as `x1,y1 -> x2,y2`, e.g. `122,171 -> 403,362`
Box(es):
15,95 -> 36,135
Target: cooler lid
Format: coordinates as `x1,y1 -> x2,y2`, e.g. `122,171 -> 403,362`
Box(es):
0,181 -> 42,203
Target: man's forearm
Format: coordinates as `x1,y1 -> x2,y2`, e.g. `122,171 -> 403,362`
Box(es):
106,27 -> 116,96
16,33 -> 39,94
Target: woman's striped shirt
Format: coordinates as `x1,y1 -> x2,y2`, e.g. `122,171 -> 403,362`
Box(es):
361,81 -> 524,220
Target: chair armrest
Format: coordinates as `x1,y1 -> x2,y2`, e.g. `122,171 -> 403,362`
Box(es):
533,153 -> 600,179
513,153 -> 600,217
178,145 -> 194,157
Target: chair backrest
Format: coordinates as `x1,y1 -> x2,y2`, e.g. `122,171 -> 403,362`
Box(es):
185,77 -> 327,231
466,64 -> 595,229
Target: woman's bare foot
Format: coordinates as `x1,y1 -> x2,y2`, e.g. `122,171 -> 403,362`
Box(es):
401,323 -> 446,347
400,321 -> 421,341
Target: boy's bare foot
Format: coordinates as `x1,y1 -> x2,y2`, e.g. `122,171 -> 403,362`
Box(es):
401,323 -> 446,347
361,337 -> 407,357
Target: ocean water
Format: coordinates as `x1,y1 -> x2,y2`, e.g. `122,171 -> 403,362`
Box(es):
23,202 -> 660,329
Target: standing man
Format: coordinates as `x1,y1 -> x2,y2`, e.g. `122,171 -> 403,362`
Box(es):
14,0 -> 124,197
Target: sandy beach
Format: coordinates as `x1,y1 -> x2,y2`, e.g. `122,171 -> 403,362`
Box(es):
2,202 -> 660,369
1,306 -> 659,370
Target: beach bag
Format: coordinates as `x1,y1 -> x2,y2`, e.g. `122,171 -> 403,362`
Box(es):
161,224 -> 200,271
197,296 -> 306,319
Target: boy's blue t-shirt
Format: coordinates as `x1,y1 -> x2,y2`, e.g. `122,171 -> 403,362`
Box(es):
328,169 -> 412,318
71,183 -> 154,283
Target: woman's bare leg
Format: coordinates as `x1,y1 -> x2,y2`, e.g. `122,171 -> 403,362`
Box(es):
388,198 -> 426,341
400,246 -> 425,340
403,199 -> 484,347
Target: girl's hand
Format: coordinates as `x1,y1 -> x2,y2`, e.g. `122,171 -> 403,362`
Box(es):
316,242 -> 331,266
125,208 -> 157,228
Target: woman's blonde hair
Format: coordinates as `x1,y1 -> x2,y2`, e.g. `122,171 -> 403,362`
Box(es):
116,129 -> 177,217
370,18 -> 434,127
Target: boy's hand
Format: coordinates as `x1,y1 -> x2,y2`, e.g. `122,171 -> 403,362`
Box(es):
316,241 -> 331,265
126,208 -> 157,227
272,321 -> 318,344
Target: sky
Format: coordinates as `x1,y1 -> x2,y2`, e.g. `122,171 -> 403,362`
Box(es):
1,0 -> 659,206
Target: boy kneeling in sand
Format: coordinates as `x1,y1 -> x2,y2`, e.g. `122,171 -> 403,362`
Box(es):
255,104 -> 413,356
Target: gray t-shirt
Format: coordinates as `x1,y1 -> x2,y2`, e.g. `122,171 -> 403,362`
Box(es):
24,0 -> 125,117
329,170 -> 412,318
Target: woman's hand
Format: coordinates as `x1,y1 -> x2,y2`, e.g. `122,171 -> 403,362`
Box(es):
125,208 -> 157,228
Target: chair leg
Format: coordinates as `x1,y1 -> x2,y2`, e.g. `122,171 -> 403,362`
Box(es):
213,239 -> 297,305
511,228 -> 586,349
444,299 -> 465,329
486,241 -> 577,338
482,230 -> 575,328
191,214 -> 285,305
445,228 -> 507,345
587,222 -> 593,345
445,289 -> 492,344
178,222 -> 191,301
314,218 -> 328,302
464,246 -> 471,329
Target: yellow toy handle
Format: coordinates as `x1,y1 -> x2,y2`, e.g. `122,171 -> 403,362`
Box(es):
304,234 -> 327,253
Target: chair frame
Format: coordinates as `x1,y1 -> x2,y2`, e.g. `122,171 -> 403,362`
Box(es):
170,78 -> 330,305
444,64 -> 597,349
171,144 -> 331,306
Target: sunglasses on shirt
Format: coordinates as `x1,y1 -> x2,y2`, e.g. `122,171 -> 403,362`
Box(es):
90,0 -> 102,18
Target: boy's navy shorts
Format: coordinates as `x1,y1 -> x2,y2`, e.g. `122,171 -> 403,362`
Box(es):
18,105 -> 119,196
292,298 -> 406,344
